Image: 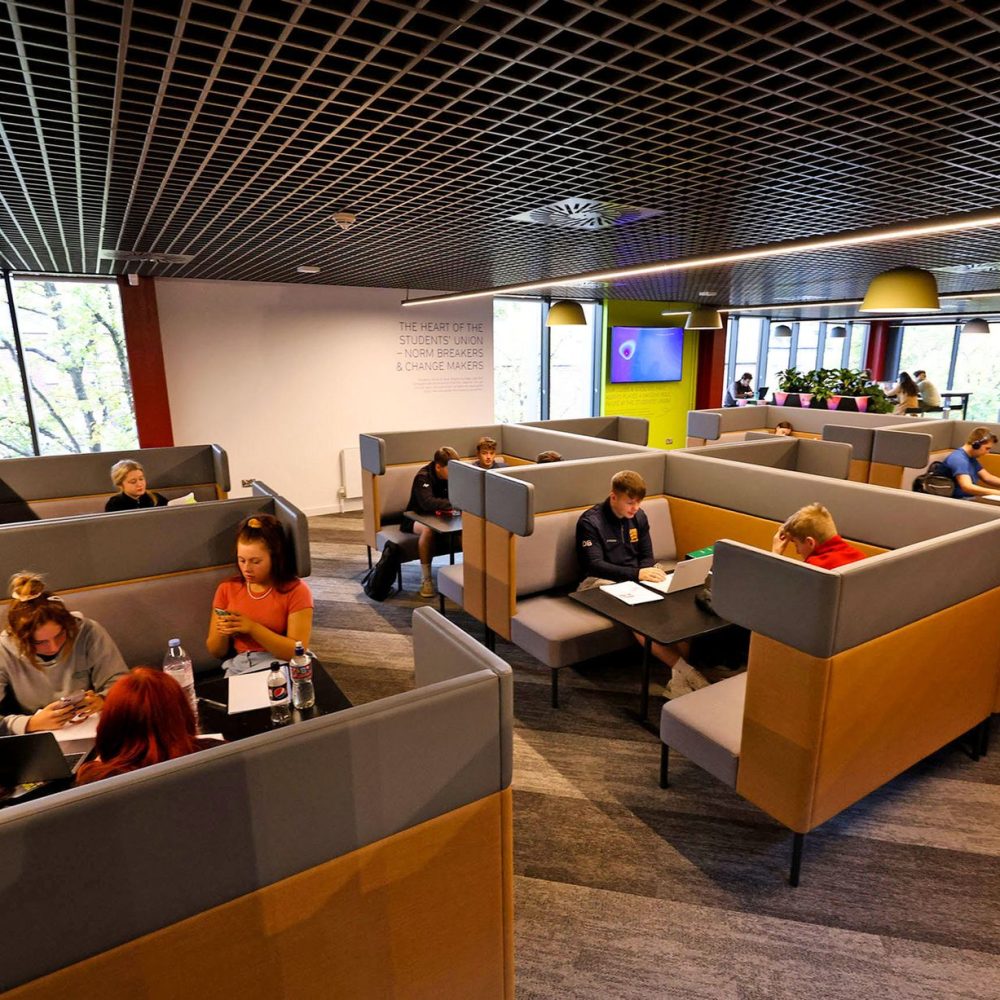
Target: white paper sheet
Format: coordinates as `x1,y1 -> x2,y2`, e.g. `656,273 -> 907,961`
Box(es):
227,670 -> 288,714
53,712 -> 100,743
167,492 -> 196,506
599,581 -> 663,605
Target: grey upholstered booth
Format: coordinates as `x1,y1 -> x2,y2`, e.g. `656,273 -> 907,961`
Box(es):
520,415 -> 649,445
656,452 -> 1000,883
0,443 -> 230,524
0,482 -> 308,674
699,436 -> 852,479
0,608 -> 515,999
873,418 -> 1000,489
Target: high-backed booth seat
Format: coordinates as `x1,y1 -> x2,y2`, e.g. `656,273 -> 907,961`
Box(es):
870,418 -> 1000,490
0,444 -> 230,524
360,420 -> 653,585
0,481 -> 308,675
686,405 -> 920,449
437,431 -> 656,630
520,415 -> 649,445
698,436 -> 852,480
0,608 -> 515,1000
654,452 -> 1000,883
480,453 -> 675,706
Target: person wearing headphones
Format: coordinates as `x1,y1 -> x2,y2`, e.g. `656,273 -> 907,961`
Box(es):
943,428 -> 1000,499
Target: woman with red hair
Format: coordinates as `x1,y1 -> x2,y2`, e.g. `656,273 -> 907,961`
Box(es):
76,667 -> 220,785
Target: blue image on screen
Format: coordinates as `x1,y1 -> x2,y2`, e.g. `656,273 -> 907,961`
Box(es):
609,327 -> 684,383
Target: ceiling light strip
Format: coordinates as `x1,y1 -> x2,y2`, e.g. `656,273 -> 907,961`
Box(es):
400,210 -> 1000,307
726,286 -> 1000,313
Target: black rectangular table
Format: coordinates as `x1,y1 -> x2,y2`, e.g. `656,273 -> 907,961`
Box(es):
570,585 -> 732,721
196,663 -> 352,741
404,509 -> 463,563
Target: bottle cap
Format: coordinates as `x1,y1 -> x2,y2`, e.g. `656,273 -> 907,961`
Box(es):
168,638 -> 181,647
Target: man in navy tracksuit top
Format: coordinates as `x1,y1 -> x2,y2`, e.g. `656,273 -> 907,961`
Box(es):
575,469 -> 711,699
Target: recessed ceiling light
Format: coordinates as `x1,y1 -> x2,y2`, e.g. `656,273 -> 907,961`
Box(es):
698,290 -> 716,297
297,265 -> 321,274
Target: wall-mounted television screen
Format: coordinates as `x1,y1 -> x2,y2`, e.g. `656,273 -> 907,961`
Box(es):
609,326 -> 684,383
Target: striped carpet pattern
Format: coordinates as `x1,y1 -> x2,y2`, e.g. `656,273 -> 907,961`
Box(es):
309,514 -> 1000,1000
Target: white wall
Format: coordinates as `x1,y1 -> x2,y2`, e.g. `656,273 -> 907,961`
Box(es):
156,279 -> 494,514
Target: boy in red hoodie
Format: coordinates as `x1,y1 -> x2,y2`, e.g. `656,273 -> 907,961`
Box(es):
771,502 -> 866,568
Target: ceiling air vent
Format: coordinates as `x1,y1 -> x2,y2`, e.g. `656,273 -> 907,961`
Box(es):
509,197 -> 662,231
99,250 -> 194,265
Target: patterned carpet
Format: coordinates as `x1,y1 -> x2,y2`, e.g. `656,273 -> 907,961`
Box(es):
309,513 -> 1000,1000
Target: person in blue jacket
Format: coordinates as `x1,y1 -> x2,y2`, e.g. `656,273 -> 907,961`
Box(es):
943,428 -> 1000,499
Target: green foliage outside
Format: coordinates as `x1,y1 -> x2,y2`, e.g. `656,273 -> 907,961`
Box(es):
0,281 -> 138,457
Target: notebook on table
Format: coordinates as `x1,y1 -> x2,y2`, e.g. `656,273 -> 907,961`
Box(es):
641,554 -> 714,594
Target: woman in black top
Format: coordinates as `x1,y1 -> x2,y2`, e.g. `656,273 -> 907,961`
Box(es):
104,459 -> 168,512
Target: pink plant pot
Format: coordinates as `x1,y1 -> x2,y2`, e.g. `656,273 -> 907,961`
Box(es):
827,395 -> 842,410
798,393 -> 813,407
855,396 -> 869,412
774,391 -> 789,405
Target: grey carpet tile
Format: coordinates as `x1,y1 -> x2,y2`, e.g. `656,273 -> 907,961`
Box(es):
514,789 -> 1000,953
513,876 -> 1000,1000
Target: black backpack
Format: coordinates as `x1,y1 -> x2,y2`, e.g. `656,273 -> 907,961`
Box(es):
362,541 -> 402,601
912,461 -> 955,497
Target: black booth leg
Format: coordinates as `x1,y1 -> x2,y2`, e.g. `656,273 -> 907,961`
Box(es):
659,744 -> 669,789
367,546 -> 373,569
789,833 -> 805,888
977,716 -> 991,758
484,627 -> 495,652
551,669 -> 559,709
438,594 -> 445,616
397,566 -> 403,591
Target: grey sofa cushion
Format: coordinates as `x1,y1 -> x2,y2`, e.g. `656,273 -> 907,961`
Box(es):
660,673 -> 747,788
437,563 -> 464,606
511,594 -> 633,668
375,525 -> 456,562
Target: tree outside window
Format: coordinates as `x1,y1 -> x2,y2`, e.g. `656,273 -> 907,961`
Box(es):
4,279 -> 138,455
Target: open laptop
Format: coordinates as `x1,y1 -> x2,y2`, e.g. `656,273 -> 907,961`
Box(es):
756,386 -> 769,399
0,731 -> 91,787
642,554 -> 714,594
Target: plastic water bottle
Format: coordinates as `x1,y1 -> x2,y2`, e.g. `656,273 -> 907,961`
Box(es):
163,638 -> 198,722
268,662 -> 291,725
289,641 -> 315,710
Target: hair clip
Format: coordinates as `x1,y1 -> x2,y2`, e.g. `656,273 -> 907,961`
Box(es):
247,517 -> 262,528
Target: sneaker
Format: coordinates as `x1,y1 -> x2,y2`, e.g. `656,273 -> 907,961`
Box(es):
664,675 -> 696,700
674,659 -> 711,690
702,664 -> 744,683
419,578 -> 436,599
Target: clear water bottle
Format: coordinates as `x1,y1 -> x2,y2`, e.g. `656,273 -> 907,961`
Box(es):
267,661 -> 291,725
289,641 -> 315,710
163,638 -> 198,723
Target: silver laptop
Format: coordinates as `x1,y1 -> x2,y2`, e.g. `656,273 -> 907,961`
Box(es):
642,554 -> 714,594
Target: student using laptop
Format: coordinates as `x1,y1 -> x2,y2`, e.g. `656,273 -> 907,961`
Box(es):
0,572 -> 127,736
771,503 -> 866,568
76,668 -> 221,785
575,470 -> 710,698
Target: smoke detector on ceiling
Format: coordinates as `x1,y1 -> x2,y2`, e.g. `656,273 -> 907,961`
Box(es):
99,250 -> 194,265
331,212 -> 356,231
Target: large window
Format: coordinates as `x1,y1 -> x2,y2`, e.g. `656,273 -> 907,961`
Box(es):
896,324 -> 955,387
1,277 -> 138,456
493,298 -> 600,422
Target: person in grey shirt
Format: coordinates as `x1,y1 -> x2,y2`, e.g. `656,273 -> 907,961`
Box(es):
914,369 -> 942,409
0,572 -> 127,735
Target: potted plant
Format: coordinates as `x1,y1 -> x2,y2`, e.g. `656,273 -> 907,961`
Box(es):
829,368 -> 873,411
861,383 -> 893,414
775,368 -> 811,406
806,369 -> 834,408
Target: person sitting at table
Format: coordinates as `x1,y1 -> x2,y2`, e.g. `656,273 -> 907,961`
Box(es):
774,420 -> 793,436
942,428 -> 1000,499
913,369 -> 941,410
104,459 -> 168,512
771,503 -> 867,568
207,514 -> 314,676
887,371 -> 920,416
76,667 -> 221,785
536,450 -> 562,463
0,572 -> 127,735
472,436 -> 506,470
575,470 -> 710,699
400,446 -> 459,600
725,372 -> 754,407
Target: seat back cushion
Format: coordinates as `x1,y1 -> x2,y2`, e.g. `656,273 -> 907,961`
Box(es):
379,463 -> 425,523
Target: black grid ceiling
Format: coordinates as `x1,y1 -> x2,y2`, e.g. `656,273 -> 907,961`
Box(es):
3,0 -> 1000,312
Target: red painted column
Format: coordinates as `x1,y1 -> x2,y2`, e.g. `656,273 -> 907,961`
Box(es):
694,312 -> 727,410
864,320 -> 891,381
117,276 -> 174,447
